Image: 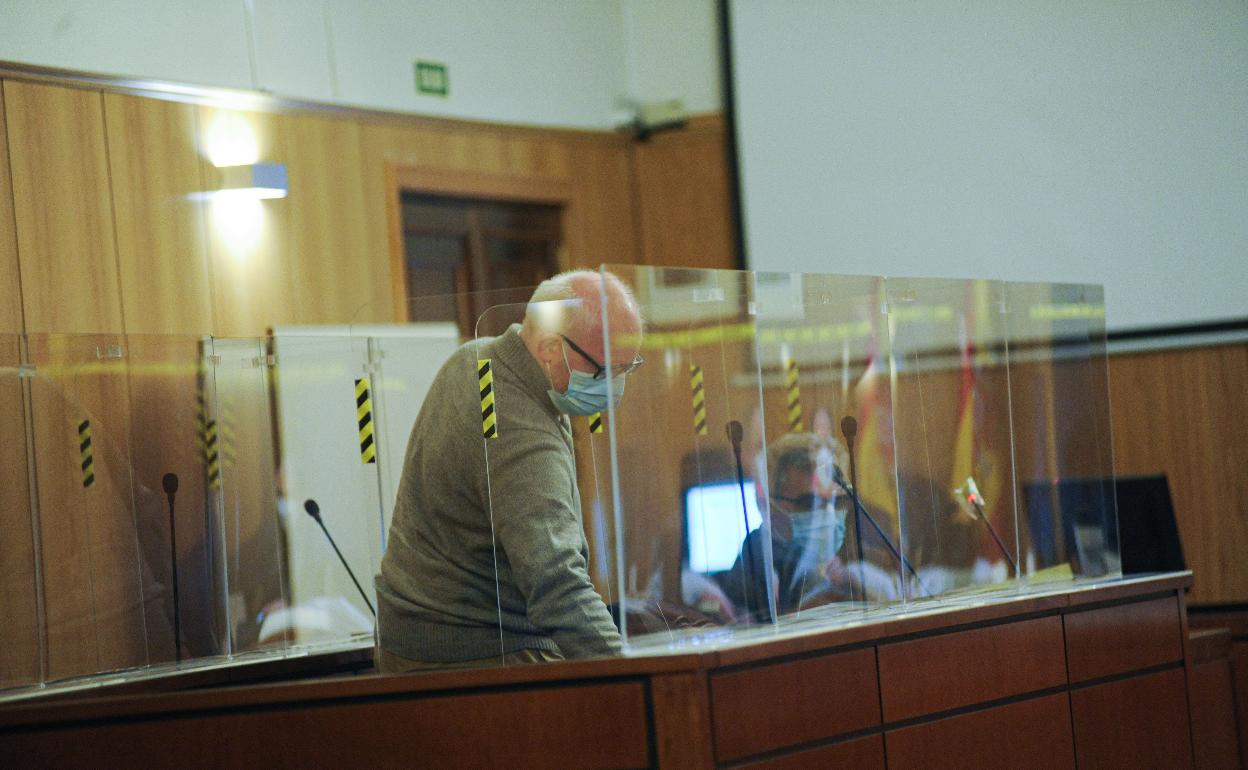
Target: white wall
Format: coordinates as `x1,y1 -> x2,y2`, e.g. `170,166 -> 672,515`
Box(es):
729,0 -> 1248,331
0,0 -> 630,128
621,0 -> 721,114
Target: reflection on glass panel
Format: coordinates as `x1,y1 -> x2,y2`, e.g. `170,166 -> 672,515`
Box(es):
209,338 -> 287,654
1006,283 -> 1119,583
885,278 -> 1019,601
0,336 -> 41,688
26,334 -> 148,679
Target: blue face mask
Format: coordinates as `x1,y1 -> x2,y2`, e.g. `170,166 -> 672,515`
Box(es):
790,506 -> 846,560
547,343 -> 627,416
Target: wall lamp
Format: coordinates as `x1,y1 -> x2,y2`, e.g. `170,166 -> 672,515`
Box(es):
192,163 -> 289,200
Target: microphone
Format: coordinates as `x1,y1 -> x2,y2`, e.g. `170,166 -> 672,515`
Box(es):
836,419 -> 932,600
161,472 -> 182,661
725,420 -> 755,623
304,499 -> 376,617
955,477 -> 1018,577
840,415 -> 858,445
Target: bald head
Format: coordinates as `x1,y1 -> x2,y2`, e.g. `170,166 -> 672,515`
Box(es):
521,270 -> 643,393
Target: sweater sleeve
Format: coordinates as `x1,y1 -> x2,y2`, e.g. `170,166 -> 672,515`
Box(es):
484,427 -> 622,658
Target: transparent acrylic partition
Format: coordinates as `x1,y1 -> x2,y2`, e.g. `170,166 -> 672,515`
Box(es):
0,335 -> 41,689
24,334 -> 149,681
885,278 -> 1021,601
598,265 -> 779,652
750,272 -> 902,615
268,329 -> 381,648
473,293 -> 624,663
362,288 -> 541,667
208,337 -> 289,655
1005,283 -> 1120,582
123,335 -> 230,665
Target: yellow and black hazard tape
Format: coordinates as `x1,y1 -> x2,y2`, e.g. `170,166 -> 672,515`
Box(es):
78,420 -> 94,488
690,364 -> 707,436
478,359 -> 497,439
204,419 -> 221,490
785,360 -> 802,432
356,377 -> 377,464
588,412 -> 604,434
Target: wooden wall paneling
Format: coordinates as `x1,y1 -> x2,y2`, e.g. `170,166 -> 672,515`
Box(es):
709,646 -> 880,762
877,615 -> 1067,722
0,335 -> 40,687
1070,668 -> 1194,769
1109,344 -> 1248,604
196,106 -> 293,338
26,334 -> 148,679
565,137 -> 637,268
630,114 -> 735,271
275,111 -> 390,326
0,88 -> 23,334
102,93 -> 214,336
3,80 -> 124,334
1063,596 -> 1184,683
884,693 -> 1075,770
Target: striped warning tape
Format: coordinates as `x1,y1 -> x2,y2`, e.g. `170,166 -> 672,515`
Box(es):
356,377 -> 377,464
588,412 -> 604,434
478,360 -> 497,439
690,364 -> 707,436
204,419 -> 221,489
78,420 -> 94,488
785,360 -> 802,432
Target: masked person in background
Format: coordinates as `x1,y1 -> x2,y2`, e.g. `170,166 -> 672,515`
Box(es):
720,433 -> 847,623
375,270 -> 643,672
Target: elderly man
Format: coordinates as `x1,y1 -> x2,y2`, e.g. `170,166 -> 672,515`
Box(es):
375,270 -> 643,671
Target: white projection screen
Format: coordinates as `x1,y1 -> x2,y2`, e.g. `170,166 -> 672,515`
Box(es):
726,1 -> 1248,333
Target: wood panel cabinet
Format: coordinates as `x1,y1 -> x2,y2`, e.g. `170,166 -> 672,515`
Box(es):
1071,668 -> 1194,769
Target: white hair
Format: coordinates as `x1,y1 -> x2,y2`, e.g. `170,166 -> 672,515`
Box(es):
522,270 -> 639,338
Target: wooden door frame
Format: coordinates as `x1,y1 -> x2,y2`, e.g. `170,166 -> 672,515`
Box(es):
384,164 -> 578,320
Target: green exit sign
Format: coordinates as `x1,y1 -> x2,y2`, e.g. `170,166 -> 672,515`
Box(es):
414,60 -> 449,97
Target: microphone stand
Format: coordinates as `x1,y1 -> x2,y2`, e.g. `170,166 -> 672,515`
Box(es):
839,417 -> 932,600
966,494 -> 1019,577
304,499 -> 376,617
161,473 -> 181,662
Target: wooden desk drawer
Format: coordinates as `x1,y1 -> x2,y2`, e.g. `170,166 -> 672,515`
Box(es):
710,647 -> 879,763
884,693 -> 1075,770
1064,596 -> 1183,683
1070,667 -> 1193,769
877,615 -> 1066,722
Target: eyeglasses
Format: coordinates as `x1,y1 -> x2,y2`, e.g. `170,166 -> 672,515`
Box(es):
559,334 -> 644,380
771,493 -> 834,510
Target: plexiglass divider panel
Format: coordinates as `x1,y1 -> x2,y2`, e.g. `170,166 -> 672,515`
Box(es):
750,272 -> 900,613
122,335 -> 230,665
269,330 -> 380,647
208,338 -> 289,655
0,335 -> 42,688
885,278 -> 1021,601
600,265 -> 776,651
1005,283 -> 1120,582
25,334 -> 150,680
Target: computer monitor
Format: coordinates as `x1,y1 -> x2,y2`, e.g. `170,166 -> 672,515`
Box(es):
1021,474 -> 1184,576
684,482 -> 763,573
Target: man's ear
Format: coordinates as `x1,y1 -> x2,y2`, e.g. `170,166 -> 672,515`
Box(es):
535,333 -> 561,364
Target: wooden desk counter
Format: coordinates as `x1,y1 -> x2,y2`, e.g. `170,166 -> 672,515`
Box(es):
0,573 -> 1198,769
